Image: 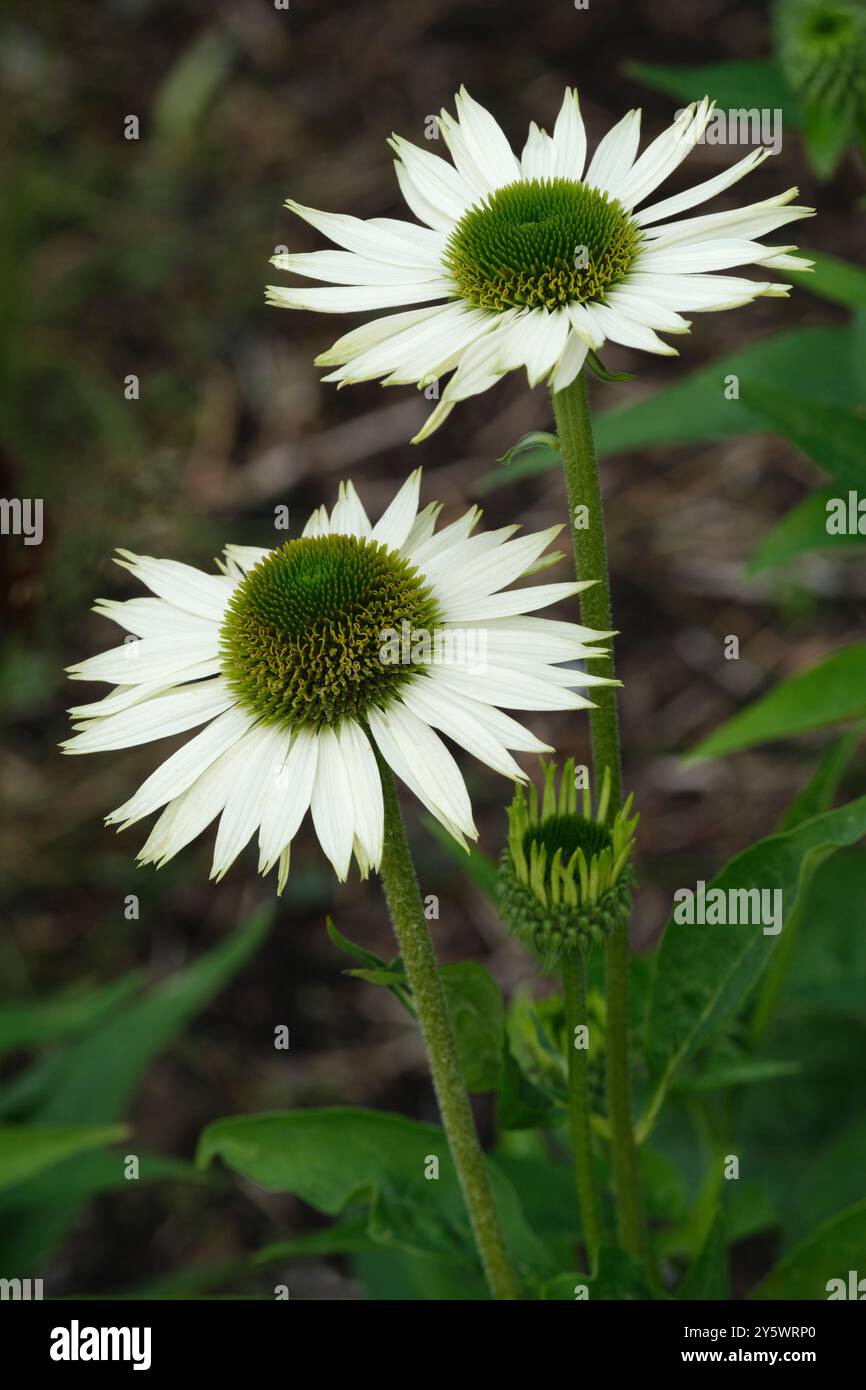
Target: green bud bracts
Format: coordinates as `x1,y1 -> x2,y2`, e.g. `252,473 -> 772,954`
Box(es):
498,759 -> 637,969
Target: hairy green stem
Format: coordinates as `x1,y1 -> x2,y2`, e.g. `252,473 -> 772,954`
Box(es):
551,371 -> 645,1262
560,949 -> 602,1270
376,755 -> 521,1300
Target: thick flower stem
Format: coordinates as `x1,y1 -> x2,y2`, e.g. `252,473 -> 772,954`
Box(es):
376,756 -> 521,1300
551,371 -> 645,1263
560,948 -> 602,1271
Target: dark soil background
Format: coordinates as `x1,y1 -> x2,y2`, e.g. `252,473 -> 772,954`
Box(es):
1,0 -> 863,1298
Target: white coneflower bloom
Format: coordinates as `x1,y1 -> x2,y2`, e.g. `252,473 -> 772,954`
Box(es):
63,472 -> 614,891
267,87 -> 814,440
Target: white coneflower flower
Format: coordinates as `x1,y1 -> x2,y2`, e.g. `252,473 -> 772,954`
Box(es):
267,87 -> 814,440
63,472 -> 614,891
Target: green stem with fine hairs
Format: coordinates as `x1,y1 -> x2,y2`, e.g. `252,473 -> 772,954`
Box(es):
551,370 -> 645,1263
376,753 -> 521,1300
560,948 -> 602,1271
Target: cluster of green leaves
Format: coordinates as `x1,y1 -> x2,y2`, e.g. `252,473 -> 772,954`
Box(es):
0,910 -> 271,1280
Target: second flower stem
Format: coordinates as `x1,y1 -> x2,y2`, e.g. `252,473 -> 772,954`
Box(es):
376,753 -> 521,1301
560,948 -> 602,1271
551,370 -> 645,1263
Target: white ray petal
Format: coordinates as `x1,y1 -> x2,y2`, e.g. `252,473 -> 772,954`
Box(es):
401,677 -> 525,780
271,249 -> 445,287
315,304 -> 453,368
339,719 -> 384,871
92,597 -> 219,639
388,135 -> 476,222
585,109 -> 642,196
584,301 -> 679,355
107,706 -> 254,829
636,146 -> 771,226
211,725 -> 290,882
137,731 -> 256,868
616,98 -> 713,210
63,680 -> 233,754
267,279 -> 452,314
284,199 -> 444,267
329,480 -> 372,538
429,526 -> 563,609
310,726 -> 356,881
550,329 -> 590,391
552,88 -> 587,181
258,728 -> 319,873
443,580 -> 590,623
371,469 -> 422,551
114,551 -> 235,621
68,632 -> 219,687
223,545 -> 271,574
369,701 -> 477,843
521,122 -> 558,181
437,109 -> 496,196
453,86 -> 521,190
427,661 -> 595,711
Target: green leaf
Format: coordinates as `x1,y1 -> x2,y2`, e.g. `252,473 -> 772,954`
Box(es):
0,975 -> 143,1055
476,324 -> 859,490
497,431 -> 559,468
626,59 -> 797,118
738,382 -> 866,491
440,963 -> 504,1093
325,916 -> 390,972
783,1118 -> 866,1251
776,848 -> 866,1013
542,1247 -> 653,1299
747,486 -> 866,576
752,1199 -> 866,1299
197,1107 -> 554,1284
779,729 -> 862,832
802,101 -> 855,179
788,247 -> 866,312
585,349 -> 636,383
643,797 -> 866,1126
689,645 -> 866,761
677,1211 -> 729,1300
499,1041 -> 562,1131
0,908 -> 271,1273
0,1123 -> 127,1192
673,1054 -> 800,1092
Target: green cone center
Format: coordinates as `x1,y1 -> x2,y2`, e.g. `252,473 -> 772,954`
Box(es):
444,176 -> 642,312
220,534 -> 441,731
523,813 -> 612,865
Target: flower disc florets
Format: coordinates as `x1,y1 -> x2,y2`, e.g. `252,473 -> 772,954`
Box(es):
219,533 -> 441,731
444,177 -> 642,312
498,759 -> 638,969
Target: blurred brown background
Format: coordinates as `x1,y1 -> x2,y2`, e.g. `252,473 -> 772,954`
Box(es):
1,0 -> 863,1297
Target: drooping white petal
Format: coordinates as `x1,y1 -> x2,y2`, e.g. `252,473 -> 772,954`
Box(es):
422,668 -> 554,752
338,719 -> 384,871
257,728 -> 319,873
584,301 -> 679,355
427,661 -> 595,711
550,329 -> 590,391
401,676 -> 525,780
310,726 -> 356,881
211,725 -> 289,882
136,731 -> 255,868
270,249 -> 445,287
114,552 -> 235,622
284,199 -> 444,268
63,680 -> 234,754
442,579 -> 589,623
640,190 -> 814,249
267,279 -> 452,314
315,304 -> 454,369
107,705 -> 255,829
67,632 -> 220,687
497,307 -> 570,386
92,597 -> 219,640
369,701 -> 477,844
